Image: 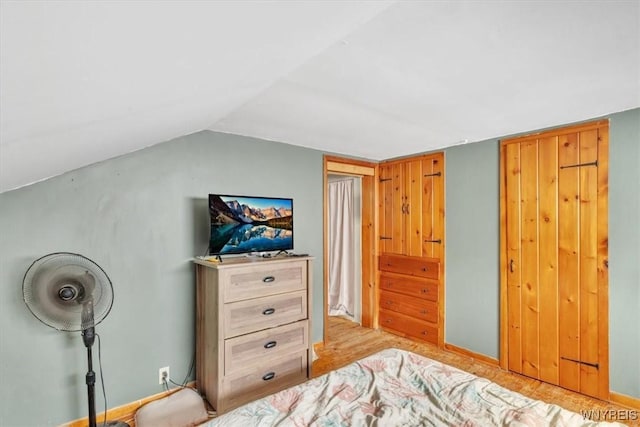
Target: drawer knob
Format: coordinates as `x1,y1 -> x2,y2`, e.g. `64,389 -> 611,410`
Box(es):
263,276 -> 276,283
262,308 -> 276,315
264,341 -> 277,349
422,267 -> 429,272
421,289 -> 429,293
420,309 -> 428,314
262,372 -> 276,381
422,331 -> 428,335
385,319 -> 392,324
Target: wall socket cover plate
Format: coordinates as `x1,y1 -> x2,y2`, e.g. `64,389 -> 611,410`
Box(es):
158,366 -> 170,385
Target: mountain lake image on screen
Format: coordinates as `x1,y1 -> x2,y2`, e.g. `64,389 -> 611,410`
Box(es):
208,194 -> 294,255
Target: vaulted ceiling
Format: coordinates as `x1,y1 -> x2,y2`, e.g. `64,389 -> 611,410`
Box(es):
1,1 -> 638,193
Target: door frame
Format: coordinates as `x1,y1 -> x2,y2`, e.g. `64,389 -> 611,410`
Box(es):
323,155 -> 378,344
499,120 -> 610,400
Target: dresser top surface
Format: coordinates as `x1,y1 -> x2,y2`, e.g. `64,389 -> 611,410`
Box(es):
194,254 -> 313,269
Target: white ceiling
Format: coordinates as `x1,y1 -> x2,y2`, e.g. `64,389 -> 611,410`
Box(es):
1,1 -> 638,193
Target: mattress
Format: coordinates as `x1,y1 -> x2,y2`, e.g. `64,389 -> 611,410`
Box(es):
203,348 -> 624,426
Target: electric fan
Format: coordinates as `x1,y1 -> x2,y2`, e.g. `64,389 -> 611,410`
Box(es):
22,252 -> 129,427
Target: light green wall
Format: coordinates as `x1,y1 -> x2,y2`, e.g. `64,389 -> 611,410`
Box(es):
444,139 -> 500,359
0,131 -> 324,426
608,108 -> 640,397
445,108 -> 640,398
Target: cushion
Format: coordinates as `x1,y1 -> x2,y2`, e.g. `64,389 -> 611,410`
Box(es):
135,388 -> 209,427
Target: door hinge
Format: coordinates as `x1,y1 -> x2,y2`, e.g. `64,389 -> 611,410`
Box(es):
424,239 -> 442,244
561,356 -> 599,369
560,160 -> 598,170
423,172 -> 442,177
379,178 -> 392,182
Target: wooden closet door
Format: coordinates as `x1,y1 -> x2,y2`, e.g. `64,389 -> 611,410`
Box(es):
420,155 -> 444,260
503,121 -> 609,400
379,153 -> 445,258
379,163 -> 404,255
405,158 -> 424,257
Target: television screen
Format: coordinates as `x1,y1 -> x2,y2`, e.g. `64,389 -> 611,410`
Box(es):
208,194 -> 293,255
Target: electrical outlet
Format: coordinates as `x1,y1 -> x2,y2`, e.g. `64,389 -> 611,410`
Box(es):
158,366 -> 170,385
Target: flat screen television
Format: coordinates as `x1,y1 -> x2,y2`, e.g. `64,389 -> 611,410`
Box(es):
208,194 -> 293,256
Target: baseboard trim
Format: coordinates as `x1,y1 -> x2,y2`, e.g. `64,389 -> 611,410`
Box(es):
610,392 -> 640,410
444,343 -> 499,366
62,382 -> 196,427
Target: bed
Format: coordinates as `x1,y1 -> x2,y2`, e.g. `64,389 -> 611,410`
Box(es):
203,348 -> 623,426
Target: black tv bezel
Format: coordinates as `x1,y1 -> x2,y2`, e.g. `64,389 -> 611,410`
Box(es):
208,193 -> 294,256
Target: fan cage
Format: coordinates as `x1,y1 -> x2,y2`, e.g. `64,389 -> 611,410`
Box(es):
23,252 -> 114,332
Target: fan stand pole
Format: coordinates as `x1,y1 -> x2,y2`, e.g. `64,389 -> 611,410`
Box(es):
83,327 -> 97,427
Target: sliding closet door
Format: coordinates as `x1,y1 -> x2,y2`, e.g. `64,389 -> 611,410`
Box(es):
502,120 -> 609,400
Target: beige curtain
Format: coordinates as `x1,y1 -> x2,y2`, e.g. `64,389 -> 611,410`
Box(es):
328,178 -> 355,317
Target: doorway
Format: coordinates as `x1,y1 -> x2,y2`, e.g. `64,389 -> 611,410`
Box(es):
323,156 -> 377,344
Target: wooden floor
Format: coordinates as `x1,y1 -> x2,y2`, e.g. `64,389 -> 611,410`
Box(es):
314,316 -> 638,425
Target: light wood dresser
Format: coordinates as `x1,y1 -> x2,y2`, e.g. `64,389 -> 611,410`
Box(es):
193,255 -> 313,414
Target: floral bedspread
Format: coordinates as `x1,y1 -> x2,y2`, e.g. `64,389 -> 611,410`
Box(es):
203,348 -> 622,426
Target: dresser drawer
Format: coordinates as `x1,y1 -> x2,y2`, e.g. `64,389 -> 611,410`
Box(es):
224,320 -> 308,375
379,254 -> 439,279
222,261 -> 307,303
224,290 -> 307,338
379,309 -> 437,344
222,350 -> 308,412
380,273 -> 438,302
379,291 -> 438,324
